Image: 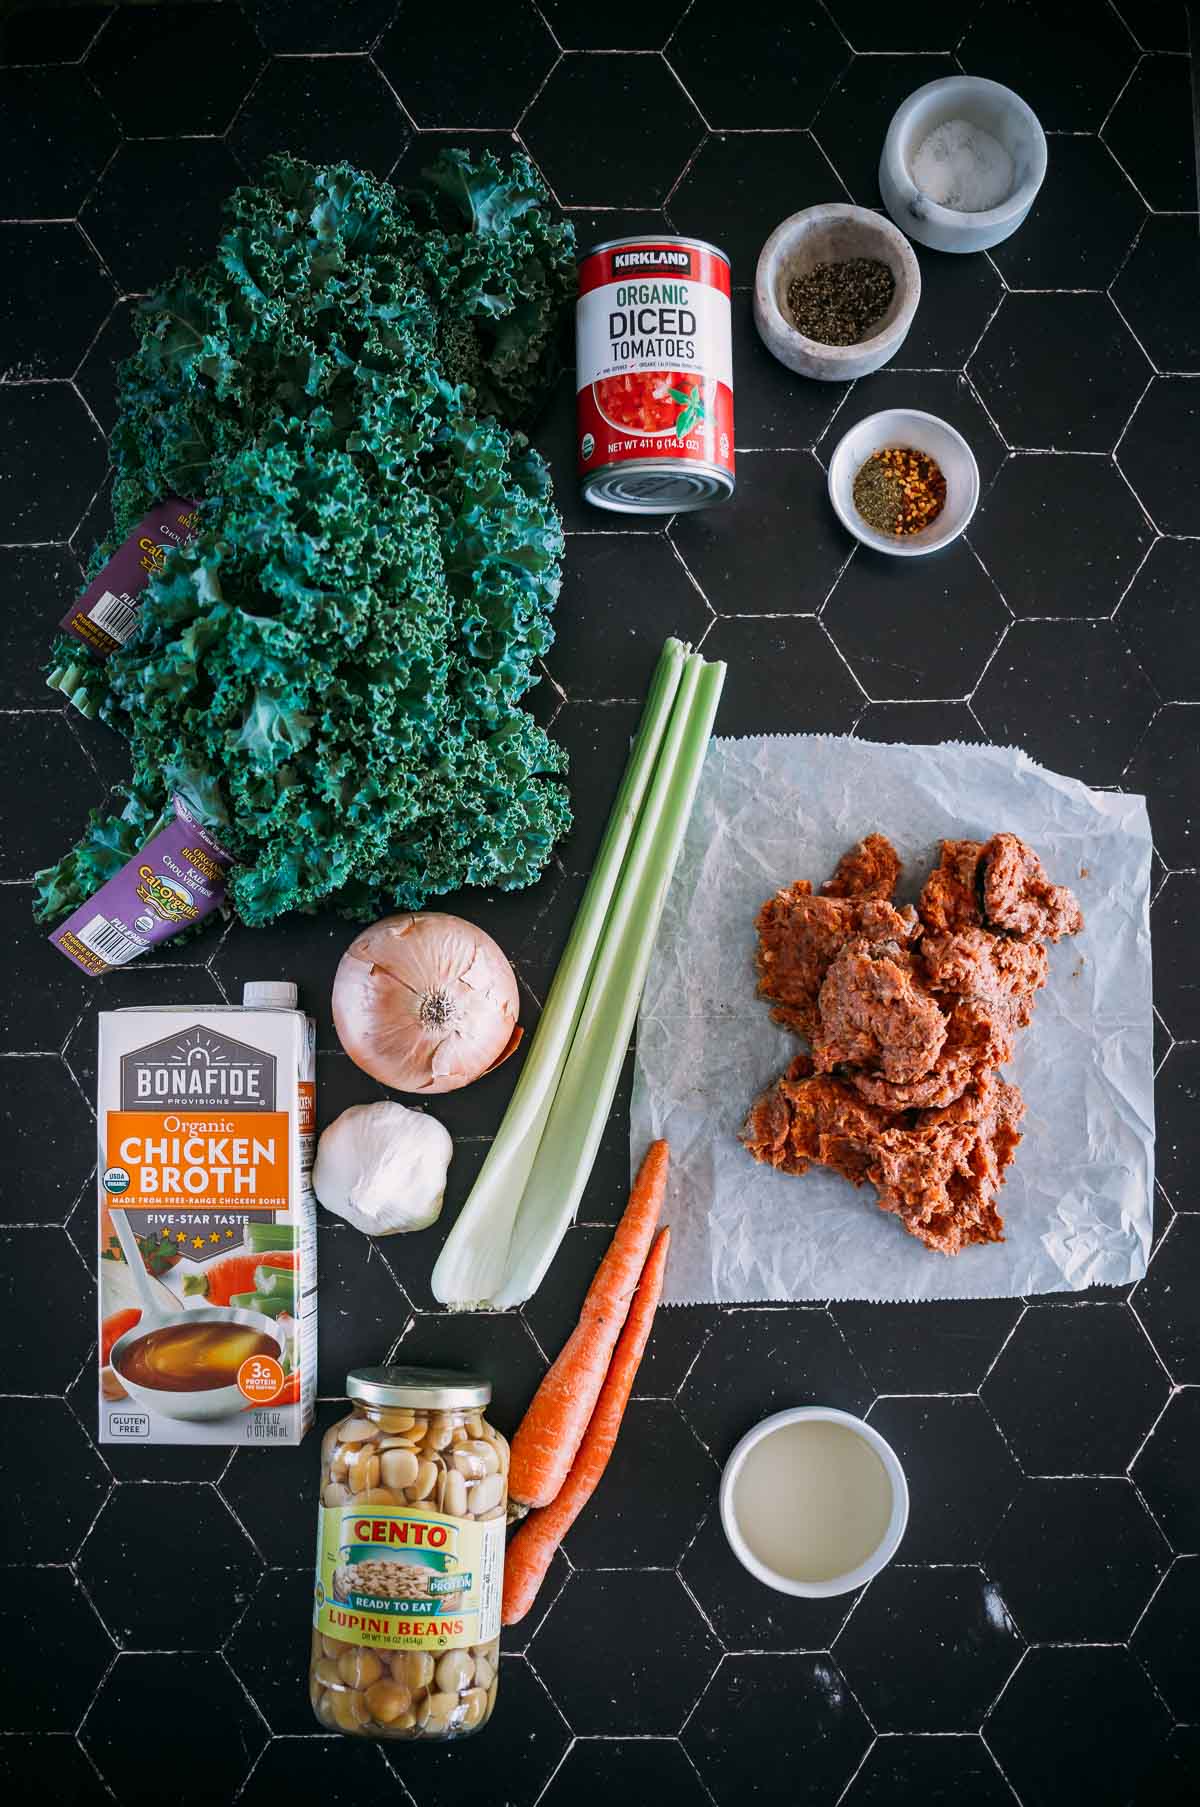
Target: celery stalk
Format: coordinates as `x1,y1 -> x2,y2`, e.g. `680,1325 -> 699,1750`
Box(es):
490,653 -> 725,1309
430,638 -> 691,1308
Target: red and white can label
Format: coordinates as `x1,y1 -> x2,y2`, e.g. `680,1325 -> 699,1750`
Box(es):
576,240 -> 734,495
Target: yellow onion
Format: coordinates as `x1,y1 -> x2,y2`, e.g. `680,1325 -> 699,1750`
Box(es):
332,912 -> 522,1094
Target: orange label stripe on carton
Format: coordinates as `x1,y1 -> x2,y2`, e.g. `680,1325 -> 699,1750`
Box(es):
106,1110 -> 292,1209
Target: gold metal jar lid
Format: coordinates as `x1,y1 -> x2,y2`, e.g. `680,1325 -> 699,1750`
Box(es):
346,1365 -> 492,1411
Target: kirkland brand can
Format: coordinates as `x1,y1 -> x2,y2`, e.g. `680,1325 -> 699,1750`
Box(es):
576,235 -> 734,514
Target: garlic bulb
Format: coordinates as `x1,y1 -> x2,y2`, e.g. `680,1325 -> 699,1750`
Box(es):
313,1102 -> 453,1236
332,912 -> 522,1094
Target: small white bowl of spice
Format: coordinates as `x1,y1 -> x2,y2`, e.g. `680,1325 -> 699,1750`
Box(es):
827,407 -> 979,557
880,75 -> 1047,254
754,203 -> 920,382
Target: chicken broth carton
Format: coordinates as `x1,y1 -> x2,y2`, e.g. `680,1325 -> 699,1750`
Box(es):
96,981 -> 316,1446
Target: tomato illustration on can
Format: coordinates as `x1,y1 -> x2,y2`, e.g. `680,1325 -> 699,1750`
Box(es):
576,236 -> 735,514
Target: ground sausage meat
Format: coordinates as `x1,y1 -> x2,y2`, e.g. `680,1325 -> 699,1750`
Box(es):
743,832 -> 1083,1254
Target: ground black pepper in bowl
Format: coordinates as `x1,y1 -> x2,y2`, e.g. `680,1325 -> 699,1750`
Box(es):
786,258 -> 896,346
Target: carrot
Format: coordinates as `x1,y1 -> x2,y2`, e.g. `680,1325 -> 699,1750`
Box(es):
101,1307 -> 141,1365
197,1249 -> 295,1308
502,1225 -> 670,1625
508,1140 -> 669,1515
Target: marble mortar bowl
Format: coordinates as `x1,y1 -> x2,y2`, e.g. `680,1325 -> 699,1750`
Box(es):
879,74 -> 1048,254
753,203 -> 921,382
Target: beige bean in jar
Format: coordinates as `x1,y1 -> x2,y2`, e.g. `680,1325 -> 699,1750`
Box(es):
310,1366 -> 506,1742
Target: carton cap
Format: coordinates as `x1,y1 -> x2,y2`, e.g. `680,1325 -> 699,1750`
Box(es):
242,980 -> 298,1008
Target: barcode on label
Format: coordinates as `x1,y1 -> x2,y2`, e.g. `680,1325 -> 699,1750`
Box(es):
76,914 -> 145,966
87,589 -> 140,644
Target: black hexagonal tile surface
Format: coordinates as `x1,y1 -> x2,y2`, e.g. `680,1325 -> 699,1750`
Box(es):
822,541 -> 1008,701
73,298 -> 142,436
1124,706 -> 1200,871
971,453 -> 1154,620
1134,1216 -> 1200,1383
987,1478 -> 1170,1642
225,1571 -> 315,1737
983,1303 -> 1169,1475
1152,1041 -> 1199,1208
853,701 -> 984,746
958,0 -> 1138,130
87,2 -> 265,136
522,54 -> 703,206
1133,1557 -> 1200,1720
0,1569 -> 113,1733
990,135 -> 1144,292
970,294 -> 1150,452
831,1298 -> 1020,1394
3,1392 -> 107,1558
666,6 -> 849,130
669,132 -> 848,282
835,1566 -> 1022,1732
78,1483 -> 262,1648
230,54 -> 410,177
545,0 -> 685,48
972,620 -> 1159,786
812,54 -> 957,205
897,244 -> 1003,371
0,386 -> 104,544
1113,217 -> 1200,374
376,1 -> 557,128
81,1654 -> 266,1801
242,1735 -> 398,1803
0,3 -> 111,65
816,368 -> 1005,489
0,881 -> 88,1046
986,1645 -> 1171,1807
530,1569 -> 720,1734
866,1397 -> 1019,1562
560,1399 -> 717,1568
1104,55 -> 1195,213
672,454 -> 852,620
0,1228 -> 93,1395
731,292 -> 846,449
82,137 -> 244,294
1120,541 -> 1200,707
540,1738 -> 710,1807
0,1736 -> 110,1805
239,0 -> 395,53
548,534 -> 710,700
1134,1724 -> 1200,1806
841,1736 -> 1013,1806
683,1655 -> 870,1805
700,612 -> 862,732
0,224 -> 113,381
1119,379 -> 1200,534
678,1308 -> 871,1461
0,66 -> 119,216
7,1051 -> 95,1222
1132,1389 -> 1200,1553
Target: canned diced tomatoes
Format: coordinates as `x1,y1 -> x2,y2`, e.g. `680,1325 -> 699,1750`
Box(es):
576,236 -> 735,514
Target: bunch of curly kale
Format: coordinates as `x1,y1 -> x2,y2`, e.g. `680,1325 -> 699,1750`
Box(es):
35,151 -> 575,928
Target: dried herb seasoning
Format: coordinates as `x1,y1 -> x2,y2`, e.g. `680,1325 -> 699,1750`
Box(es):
786,258 -> 896,346
852,446 -> 947,537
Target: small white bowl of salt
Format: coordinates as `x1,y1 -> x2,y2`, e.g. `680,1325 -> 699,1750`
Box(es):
879,75 -> 1047,254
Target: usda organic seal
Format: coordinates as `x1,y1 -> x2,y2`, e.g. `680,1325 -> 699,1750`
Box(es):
102,1166 -> 130,1195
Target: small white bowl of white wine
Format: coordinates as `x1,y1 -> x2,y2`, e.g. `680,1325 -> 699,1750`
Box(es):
719,1406 -> 909,1597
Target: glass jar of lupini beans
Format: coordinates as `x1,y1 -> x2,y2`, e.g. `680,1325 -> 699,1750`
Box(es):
310,1366 -> 506,1741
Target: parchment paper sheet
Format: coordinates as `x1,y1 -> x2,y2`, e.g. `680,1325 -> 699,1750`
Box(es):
631,736 -> 1154,1303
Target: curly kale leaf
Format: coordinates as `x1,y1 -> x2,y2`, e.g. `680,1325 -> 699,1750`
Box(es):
37,152 -> 574,930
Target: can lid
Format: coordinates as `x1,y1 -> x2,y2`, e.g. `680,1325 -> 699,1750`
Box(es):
346,1365 -> 492,1411
242,980 -> 298,1008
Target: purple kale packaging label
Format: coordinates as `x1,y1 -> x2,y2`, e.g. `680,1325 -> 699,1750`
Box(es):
50,796 -> 236,976
60,497 -> 200,658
